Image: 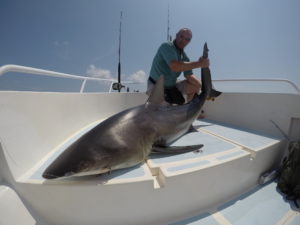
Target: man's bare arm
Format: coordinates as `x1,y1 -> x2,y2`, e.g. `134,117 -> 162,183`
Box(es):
169,57 -> 209,72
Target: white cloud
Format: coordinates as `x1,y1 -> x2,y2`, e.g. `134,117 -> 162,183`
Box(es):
86,64 -> 113,79
86,65 -> 147,83
128,70 -> 147,83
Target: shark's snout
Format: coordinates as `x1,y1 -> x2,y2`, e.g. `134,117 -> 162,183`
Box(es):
42,173 -> 62,179
42,166 -> 73,179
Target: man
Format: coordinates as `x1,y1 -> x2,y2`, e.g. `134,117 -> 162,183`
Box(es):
147,28 -> 209,104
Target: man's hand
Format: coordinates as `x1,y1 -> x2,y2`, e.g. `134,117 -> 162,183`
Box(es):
198,57 -> 210,68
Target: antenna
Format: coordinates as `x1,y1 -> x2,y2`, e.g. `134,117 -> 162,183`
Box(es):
113,11 -> 125,92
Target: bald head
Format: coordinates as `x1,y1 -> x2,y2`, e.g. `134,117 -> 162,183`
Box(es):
175,28 -> 192,49
177,28 -> 192,36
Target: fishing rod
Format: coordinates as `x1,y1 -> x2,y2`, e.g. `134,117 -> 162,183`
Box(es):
167,3 -> 172,41
118,11 -> 122,92
113,11 -> 124,92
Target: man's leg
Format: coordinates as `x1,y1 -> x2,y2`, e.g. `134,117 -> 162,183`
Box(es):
176,80 -> 201,103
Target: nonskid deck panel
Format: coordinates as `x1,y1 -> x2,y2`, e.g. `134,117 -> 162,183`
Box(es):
195,119 -> 282,151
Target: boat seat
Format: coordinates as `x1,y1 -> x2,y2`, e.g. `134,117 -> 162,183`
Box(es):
170,181 -> 300,225
19,119 -> 283,187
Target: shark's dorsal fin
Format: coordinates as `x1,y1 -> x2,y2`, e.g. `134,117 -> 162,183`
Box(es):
147,75 -> 165,105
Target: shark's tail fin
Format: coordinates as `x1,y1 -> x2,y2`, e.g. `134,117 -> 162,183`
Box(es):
200,67 -> 212,97
210,89 -> 222,97
202,42 -> 222,100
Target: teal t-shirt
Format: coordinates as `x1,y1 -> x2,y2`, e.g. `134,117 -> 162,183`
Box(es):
149,41 -> 193,88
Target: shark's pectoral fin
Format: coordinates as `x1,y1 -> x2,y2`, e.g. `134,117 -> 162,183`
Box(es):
151,144 -> 203,154
188,125 -> 199,133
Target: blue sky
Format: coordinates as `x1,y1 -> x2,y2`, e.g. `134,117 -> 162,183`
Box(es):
0,0 -> 299,92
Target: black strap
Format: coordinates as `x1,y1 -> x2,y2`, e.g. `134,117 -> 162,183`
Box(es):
148,77 -> 156,84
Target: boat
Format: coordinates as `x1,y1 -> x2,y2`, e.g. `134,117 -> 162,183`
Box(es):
0,64 -> 299,225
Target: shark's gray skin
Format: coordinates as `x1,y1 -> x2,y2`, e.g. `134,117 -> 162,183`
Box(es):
42,43 -> 220,179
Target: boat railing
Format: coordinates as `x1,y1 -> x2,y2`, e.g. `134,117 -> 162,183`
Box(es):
0,64 -> 299,93
213,78 -> 300,93
0,64 -> 139,93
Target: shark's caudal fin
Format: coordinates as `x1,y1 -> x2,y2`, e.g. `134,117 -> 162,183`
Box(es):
201,42 -> 222,99
208,89 -> 222,100
151,144 -> 203,154
146,75 -> 165,105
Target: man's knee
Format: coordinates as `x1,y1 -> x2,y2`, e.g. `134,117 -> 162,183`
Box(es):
185,83 -> 200,95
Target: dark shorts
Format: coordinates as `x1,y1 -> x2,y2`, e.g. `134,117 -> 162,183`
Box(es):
147,77 -> 186,105
164,86 -> 185,105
